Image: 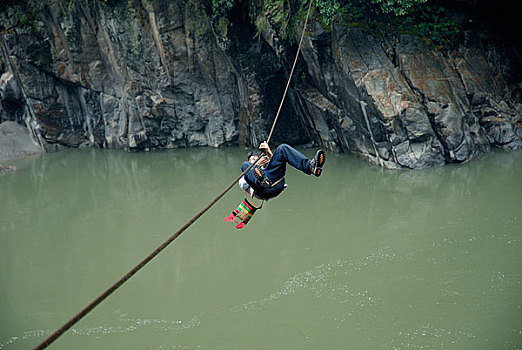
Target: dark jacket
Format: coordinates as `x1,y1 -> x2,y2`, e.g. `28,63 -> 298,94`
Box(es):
241,161 -> 286,200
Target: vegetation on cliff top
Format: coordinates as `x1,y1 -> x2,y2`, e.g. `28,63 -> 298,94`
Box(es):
211,0 -> 461,48
0,0 -> 464,49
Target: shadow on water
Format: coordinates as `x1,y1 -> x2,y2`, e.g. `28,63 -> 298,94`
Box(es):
0,148 -> 521,349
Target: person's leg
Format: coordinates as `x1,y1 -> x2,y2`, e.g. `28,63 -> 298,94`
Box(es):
264,144 -> 311,180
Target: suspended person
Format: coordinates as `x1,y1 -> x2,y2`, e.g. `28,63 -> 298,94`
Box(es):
224,141 -> 325,229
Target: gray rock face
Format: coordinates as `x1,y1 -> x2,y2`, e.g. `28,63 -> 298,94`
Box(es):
0,121 -> 42,161
0,0 -> 520,168
1,0 -> 242,152
282,24 -> 520,168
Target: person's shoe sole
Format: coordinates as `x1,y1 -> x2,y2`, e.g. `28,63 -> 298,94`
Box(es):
312,150 -> 325,177
316,150 -> 325,168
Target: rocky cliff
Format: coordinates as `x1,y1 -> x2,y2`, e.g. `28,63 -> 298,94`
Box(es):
1,0 -> 242,153
0,0 -> 520,168
286,25 -> 521,168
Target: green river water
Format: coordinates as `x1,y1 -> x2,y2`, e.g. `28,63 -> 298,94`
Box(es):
0,148 -> 521,349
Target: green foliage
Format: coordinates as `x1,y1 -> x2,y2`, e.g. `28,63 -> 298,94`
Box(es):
15,9 -> 30,25
206,0 -> 461,49
265,0 -> 293,38
253,0 -> 433,39
211,0 -> 241,41
342,1 -> 366,22
397,5 -> 461,47
313,0 -> 341,26
370,0 -> 427,16
186,0 -> 211,38
312,0 -> 428,27
312,0 -> 461,48
212,0 -> 238,20
0,1 -> 39,35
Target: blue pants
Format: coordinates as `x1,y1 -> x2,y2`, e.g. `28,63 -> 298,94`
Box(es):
241,144 -> 311,199
263,143 -> 311,180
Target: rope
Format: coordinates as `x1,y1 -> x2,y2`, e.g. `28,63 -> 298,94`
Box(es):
266,0 -> 312,144
32,2 -> 313,349
32,158 -> 261,350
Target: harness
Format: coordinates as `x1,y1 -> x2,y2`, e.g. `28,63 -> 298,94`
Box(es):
225,162 -> 286,229
245,165 -> 286,200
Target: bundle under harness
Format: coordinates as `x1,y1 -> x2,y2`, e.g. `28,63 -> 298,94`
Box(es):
223,192 -> 263,229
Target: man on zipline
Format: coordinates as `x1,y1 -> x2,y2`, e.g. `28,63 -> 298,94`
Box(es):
224,141 -> 325,229
241,141 -> 325,200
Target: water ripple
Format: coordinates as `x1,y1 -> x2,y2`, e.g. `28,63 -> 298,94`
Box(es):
0,314 -> 201,349
230,247 -> 397,313
0,330 -> 50,350
383,324 -> 476,349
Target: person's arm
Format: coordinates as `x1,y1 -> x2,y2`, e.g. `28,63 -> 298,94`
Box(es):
259,141 -> 272,158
